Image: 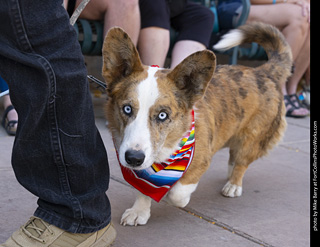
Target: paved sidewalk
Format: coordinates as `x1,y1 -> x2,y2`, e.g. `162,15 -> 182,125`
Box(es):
0,97 -> 310,246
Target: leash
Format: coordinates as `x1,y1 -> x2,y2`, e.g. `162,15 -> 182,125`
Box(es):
69,0 -> 91,26
69,1 -> 108,91
87,75 -> 107,90
70,1 -> 108,92
87,66 -> 161,93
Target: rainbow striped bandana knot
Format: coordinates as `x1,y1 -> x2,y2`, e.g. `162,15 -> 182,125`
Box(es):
118,110 -> 195,202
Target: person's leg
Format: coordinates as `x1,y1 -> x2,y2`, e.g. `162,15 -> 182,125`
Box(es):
103,0 -> 140,44
286,28 -> 310,95
285,28 -> 310,116
138,27 -> 170,67
2,94 -> 18,135
305,66 -> 310,86
248,3 -> 309,117
0,0 -> 111,234
170,40 -> 206,69
138,0 -> 171,67
248,4 -> 309,60
170,1 -> 214,68
76,0 -> 140,45
1,76 -> 18,135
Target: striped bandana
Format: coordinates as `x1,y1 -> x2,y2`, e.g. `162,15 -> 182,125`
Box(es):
117,110 -> 195,202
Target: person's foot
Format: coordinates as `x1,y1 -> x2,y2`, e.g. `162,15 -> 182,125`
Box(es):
0,216 -> 116,247
284,94 -> 309,118
1,105 -> 18,135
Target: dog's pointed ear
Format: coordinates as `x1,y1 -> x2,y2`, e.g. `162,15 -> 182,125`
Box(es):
102,27 -> 143,91
167,50 -> 216,109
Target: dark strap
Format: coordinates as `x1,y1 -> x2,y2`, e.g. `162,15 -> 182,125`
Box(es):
284,95 -> 295,116
289,94 -> 303,108
1,104 -> 17,131
2,105 -> 15,119
6,120 -> 18,127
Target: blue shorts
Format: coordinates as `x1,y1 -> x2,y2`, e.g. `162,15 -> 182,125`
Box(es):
217,0 -> 242,30
0,76 -> 9,92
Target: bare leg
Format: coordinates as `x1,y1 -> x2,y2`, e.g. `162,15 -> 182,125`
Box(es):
101,0 -> 140,44
138,27 -> 170,67
285,27 -> 310,115
286,29 -> 310,95
138,29 -> 206,69
68,0 -> 140,45
3,95 -> 18,131
170,40 -> 206,68
304,66 -> 310,86
248,4 -> 308,60
248,4 -> 310,116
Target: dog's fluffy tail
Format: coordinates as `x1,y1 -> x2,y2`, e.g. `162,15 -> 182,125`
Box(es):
214,22 -> 293,83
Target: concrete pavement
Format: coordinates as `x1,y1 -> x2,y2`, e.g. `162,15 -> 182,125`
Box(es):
0,96 -> 310,246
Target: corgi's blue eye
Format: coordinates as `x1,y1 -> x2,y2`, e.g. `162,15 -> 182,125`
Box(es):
123,105 -> 132,116
158,112 -> 168,121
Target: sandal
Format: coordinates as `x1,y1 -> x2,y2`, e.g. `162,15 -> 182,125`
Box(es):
299,86 -> 310,110
1,105 -> 18,135
284,95 -> 309,118
289,94 -> 309,111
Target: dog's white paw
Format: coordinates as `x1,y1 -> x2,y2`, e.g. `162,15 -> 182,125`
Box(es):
222,181 -> 242,197
121,192 -> 152,226
166,193 -> 190,208
166,182 -> 198,208
120,207 -> 151,226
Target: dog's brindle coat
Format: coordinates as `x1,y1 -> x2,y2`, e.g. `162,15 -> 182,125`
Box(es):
102,22 -> 292,226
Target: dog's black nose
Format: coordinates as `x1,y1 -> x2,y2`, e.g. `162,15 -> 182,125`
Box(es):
125,149 -> 145,167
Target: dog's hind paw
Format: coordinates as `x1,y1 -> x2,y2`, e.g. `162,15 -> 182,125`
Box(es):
221,181 -> 242,197
120,207 -> 151,226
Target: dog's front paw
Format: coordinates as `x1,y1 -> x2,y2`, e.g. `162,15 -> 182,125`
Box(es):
166,194 -> 190,208
166,182 -> 198,208
221,181 -> 242,197
120,207 -> 151,226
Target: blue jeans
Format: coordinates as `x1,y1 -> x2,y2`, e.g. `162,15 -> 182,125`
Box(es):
0,0 -> 111,233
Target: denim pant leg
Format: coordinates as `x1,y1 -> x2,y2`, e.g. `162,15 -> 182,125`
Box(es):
0,0 -> 111,233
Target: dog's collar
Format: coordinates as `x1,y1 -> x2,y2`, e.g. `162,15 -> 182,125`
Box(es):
116,109 -> 195,202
